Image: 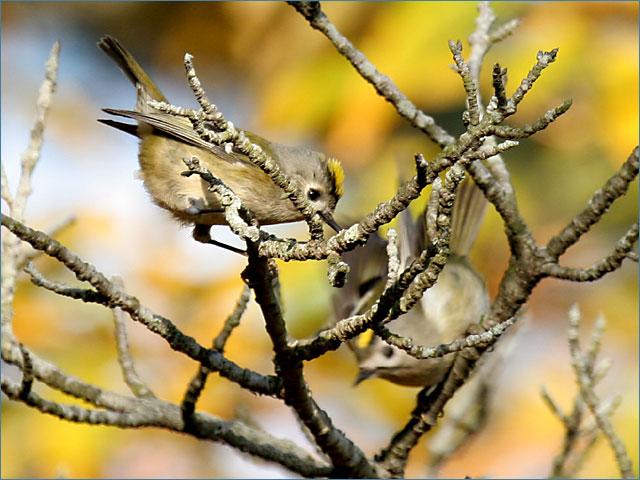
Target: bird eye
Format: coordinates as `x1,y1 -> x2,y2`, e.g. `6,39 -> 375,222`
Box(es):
382,346 -> 395,358
307,188 -> 321,201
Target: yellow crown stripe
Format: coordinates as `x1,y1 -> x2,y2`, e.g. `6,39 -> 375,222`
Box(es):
327,157 -> 345,198
355,328 -> 375,349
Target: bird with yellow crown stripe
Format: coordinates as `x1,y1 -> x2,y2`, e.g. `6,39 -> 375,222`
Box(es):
98,35 -> 344,253
333,177 -> 489,387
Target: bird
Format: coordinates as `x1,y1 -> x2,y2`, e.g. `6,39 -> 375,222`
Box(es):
333,177 -> 489,387
97,35 -> 344,254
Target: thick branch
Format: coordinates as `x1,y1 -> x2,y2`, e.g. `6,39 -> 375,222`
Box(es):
2,376 -> 332,477
1,214 -> 282,397
244,242 -> 378,477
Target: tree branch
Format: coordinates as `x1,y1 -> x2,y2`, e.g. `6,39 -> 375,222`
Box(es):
567,306 -> 635,478
1,214 -> 283,397
110,276 -> 156,399
244,242 -> 379,477
546,146 -> 639,258
1,375 -> 332,478
542,223 -> 638,281
182,285 -> 251,427
289,1 -> 455,147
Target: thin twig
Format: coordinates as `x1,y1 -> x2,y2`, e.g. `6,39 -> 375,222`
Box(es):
2,42 -> 61,340
449,40 -> 481,126
385,228 -> 400,288
110,276 -> 156,399
376,316 -> 516,360
543,223 -> 638,281
182,286 -> 251,426
24,263 -> 106,303
1,164 -> 14,210
506,48 -> 559,114
13,41 -> 60,221
567,306 -> 634,478
546,147 -> 639,259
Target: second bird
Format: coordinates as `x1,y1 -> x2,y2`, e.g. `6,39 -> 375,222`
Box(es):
333,177 -> 489,387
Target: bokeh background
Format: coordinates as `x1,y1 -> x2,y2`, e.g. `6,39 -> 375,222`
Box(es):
1,2 -> 637,478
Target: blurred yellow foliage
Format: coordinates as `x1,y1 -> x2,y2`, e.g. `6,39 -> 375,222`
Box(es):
2,2 -> 636,478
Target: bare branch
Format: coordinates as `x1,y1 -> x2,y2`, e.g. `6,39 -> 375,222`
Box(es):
182,286 -> 251,424
375,346 -> 482,474
244,242 -> 379,477
449,40 -> 481,126
289,1 -> 455,147
427,320 -> 520,474
546,147 -> 639,258
425,178 -> 442,243
567,306 -> 634,478
1,214 -> 283,397
24,262 -> 106,303
377,316 -> 516,360
493,99 -> 573,139
110,276 -> 156,400
489,18 -> 520,44
540,385 -> 570,424
491,63 -> 509,110
213,286 -> 251,352
467,1 -> 497,83
289,140 -> 520,362
257,152 -> 433,261
13,41 -> 60,221
507,48 -> 559,114
2,378 -> 140,425
468,3 -> 519,83
1,375 -> 332,477
1,164 -> 14,210
327,251 -> 349,288
17,343 -> 34,399
2,41 -> 61,357
182,156 -> 261,242
385,228 -> 400,287
543,223 -> 638,281
392,162 -> 465,315
541,311 -> 623,478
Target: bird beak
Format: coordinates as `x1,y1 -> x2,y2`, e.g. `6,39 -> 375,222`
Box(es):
353,368 -> 375,386
319,211 -> 342,233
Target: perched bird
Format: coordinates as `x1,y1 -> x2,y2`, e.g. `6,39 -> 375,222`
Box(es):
333,177 -> 489,387
98,36 -> 344,253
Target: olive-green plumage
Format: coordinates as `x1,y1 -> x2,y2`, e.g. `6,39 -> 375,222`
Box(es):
98,35 -> 344,240
334,178 -> 489,387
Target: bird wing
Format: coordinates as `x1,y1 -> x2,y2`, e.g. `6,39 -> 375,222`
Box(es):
397,208 -> 426,271
102,108 -> 261,167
